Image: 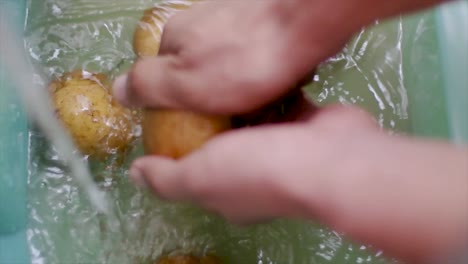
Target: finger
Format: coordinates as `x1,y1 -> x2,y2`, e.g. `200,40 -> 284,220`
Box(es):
112,55 -> 289,115
113,55 -> 245,114
113,55 -> 195,109
129,156 -> 191,201
127,106 -> 380,225
308,104 -> 379,132
157,0 -> 217,55
128,105 -> 373,203
128,131 -> 249,203
128,122 -> 315,214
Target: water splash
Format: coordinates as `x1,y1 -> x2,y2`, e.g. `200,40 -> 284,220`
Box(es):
0,9 -> 112,217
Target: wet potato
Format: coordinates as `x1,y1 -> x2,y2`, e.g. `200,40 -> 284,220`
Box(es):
50,70 -> 137,160
133,1 -> 195,57
143,110 -> 231,158
134,1 -> 234,159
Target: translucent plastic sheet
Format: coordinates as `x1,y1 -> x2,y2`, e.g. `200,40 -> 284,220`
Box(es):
23,0 -> 432,263
305,20 -> 411,133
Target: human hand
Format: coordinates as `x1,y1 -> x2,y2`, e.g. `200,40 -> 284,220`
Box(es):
113,0 -> 364,114
113,0 -> 445,113
128,105 -> 468,263
128,105 -> 378,223
112,0 -> 467,262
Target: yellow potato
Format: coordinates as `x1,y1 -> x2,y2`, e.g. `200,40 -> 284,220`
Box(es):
50,70 -> 137,159
155,254 -> 222,264
133,1 -> 194,57
134,1 -> 232,159
143,110 -> 231,159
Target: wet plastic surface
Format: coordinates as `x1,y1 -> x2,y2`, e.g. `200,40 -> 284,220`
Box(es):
23,1 -> 410,262
0,0 -> 464,263
0,0 -> 30,262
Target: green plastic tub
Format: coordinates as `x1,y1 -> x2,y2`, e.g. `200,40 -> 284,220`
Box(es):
1,0 -> 467,263
0,1 -> 30,263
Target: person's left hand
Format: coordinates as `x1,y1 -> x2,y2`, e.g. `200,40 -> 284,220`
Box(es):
128,104 -> 468,264
129,105 -> 379,224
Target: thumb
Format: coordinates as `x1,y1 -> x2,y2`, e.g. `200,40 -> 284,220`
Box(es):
112,55 -> 267,115
112,56 -> 196,110
129,156 -> 191,201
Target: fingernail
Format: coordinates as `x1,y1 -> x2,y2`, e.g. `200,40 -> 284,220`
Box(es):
112,74 -> 128,105
129,167 -> 147,188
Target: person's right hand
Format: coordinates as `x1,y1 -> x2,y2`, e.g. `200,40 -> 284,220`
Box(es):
127,104 -> 468,264
113,0 -> 444,113
113,0 -> 366,114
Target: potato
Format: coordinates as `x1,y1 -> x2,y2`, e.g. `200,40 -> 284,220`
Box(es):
142,86 -> 312,159
133,1 -> 194,57
50,70 -> 137,159
155,254 -> 222,264
143,110 -> 231,159
134,2 -> 232,159
132,8 -> 163,57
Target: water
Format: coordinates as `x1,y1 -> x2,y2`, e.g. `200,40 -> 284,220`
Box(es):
305,19 -> 411,133
24,0 -> 410,263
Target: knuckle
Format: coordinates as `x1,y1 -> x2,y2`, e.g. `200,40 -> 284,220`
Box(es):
198,77 -> 265,114
180,25 -> 204,48
161,15 -> 202,55
164,73 -> 198,107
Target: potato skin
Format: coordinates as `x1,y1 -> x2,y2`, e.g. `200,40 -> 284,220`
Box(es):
133,8 -> 163,57
134,2 -> 233,159
143,110 -> 231,159
50,70 -> 136,159
133,1 -> 193,57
